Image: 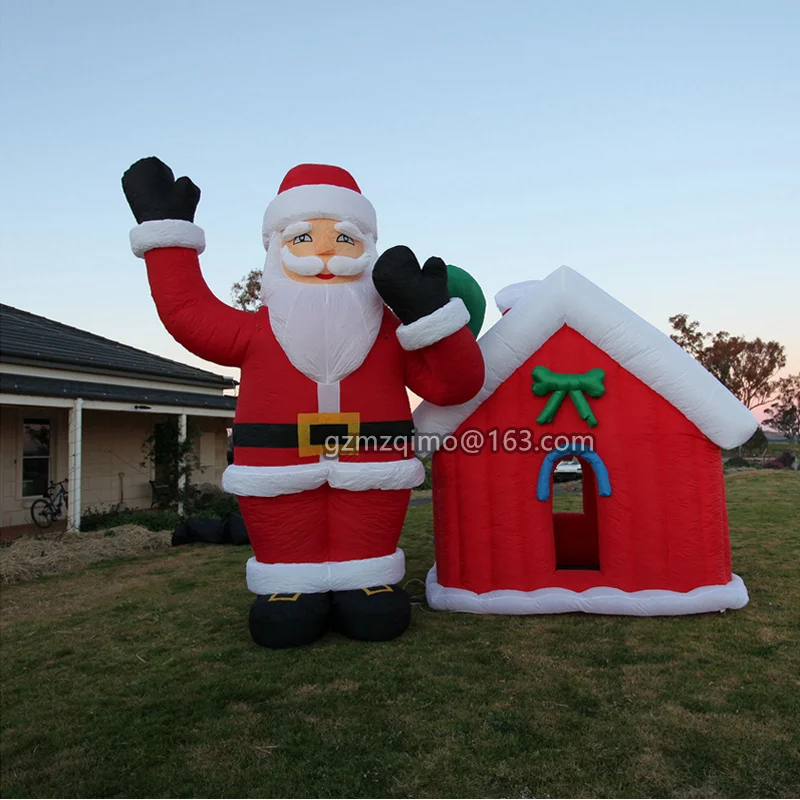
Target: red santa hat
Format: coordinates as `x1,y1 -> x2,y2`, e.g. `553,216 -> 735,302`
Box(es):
262,164 -> 378,249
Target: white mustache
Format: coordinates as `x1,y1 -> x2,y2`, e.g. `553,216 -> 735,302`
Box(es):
280,246 -> 373,277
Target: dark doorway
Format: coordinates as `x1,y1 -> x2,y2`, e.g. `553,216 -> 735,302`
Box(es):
553,458 -> 600,570
153,421 -> 178,488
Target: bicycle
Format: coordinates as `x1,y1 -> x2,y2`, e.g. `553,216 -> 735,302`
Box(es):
30,479 -> 69,528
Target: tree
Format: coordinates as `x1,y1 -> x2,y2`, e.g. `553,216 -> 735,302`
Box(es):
741,425 -> 769,455
232,268 -> 262,312
668,314 -> 786,409
762,374 -> 800,443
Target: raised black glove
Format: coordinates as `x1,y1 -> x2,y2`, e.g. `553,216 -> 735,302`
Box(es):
121,156 -> 201,224
372,245 -> 451,325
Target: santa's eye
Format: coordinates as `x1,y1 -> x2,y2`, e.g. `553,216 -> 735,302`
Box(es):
292,233 -> 312,244
336,233 -> 355,245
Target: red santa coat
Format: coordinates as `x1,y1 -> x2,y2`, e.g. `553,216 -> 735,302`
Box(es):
129,185 -> 484,594
143,245 -> 485,497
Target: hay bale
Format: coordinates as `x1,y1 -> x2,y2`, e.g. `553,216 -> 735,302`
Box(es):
0,526 -> 172,585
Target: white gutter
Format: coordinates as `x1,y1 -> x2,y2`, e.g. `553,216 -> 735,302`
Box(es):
0,394 -> 234,419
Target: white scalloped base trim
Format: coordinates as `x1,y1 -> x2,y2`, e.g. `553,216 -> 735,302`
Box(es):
129,219 -> 206,258
425,566 -> 749,616
246,548 -> 405,594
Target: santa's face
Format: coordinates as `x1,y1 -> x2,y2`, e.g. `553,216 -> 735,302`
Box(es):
281,218 -> 366,284
260,218 -> 384,384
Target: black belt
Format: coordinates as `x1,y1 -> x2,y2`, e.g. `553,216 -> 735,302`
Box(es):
233,421 -> 414,448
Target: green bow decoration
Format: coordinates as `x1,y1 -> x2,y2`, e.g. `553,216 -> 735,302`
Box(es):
531,366 -> 606,427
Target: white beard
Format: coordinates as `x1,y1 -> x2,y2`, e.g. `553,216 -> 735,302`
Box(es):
260,234 -> 384,384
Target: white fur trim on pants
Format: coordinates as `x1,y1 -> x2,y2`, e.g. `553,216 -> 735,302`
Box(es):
129,220 -> 206,258
395,298 -> 470,351
246,548 -> 405,594
262,184 -> 377,247
221,458 -> 425,497
426,567 -> 749,616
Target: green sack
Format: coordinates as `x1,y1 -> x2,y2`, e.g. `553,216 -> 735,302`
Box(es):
446,264 -> 486,338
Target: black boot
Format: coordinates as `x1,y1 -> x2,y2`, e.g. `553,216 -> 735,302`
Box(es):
249,592 -> 331,648
330,584 -> 411,642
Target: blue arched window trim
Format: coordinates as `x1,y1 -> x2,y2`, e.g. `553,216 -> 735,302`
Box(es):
536,444 -> 612,501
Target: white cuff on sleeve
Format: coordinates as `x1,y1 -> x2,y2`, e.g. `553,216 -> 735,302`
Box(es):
129,219 -> 206,258
395,297 -> 470,351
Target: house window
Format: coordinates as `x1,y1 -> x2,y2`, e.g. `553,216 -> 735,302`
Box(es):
22,418 -> 51,497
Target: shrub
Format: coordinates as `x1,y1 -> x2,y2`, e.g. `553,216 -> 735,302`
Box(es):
725,456 -> 752,468
79,490 -> 242,533
192,490 -> 240,518
418,457 -> 432,490
80,505 -> 183,533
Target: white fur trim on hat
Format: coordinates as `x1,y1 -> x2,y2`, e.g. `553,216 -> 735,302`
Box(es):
246,548 -> 405,594
262,184 -> 378,248
221,458 -> 424,498
395,298 -> 470,351
129,219 -> 206,258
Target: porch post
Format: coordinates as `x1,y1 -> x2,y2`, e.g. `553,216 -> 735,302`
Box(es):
67,397 -> 83,530
177,412 -> 187,516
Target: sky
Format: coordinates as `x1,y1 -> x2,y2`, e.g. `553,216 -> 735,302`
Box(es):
1,0 -> 798,385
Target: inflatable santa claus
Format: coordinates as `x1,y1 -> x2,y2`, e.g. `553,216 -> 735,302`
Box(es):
122,157 -> 484,647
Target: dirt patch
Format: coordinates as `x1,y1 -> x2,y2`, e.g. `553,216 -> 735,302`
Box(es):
0,526 -> 172,585
0,548 -> 216,629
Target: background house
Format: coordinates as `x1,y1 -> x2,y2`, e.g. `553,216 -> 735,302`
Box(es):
0,304 -> 236,530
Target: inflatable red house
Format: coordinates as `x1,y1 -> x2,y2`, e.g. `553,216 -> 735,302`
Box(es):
414,266 -> 758,616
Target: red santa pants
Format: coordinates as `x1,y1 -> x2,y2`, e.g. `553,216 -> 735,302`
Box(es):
238,485 -> 411,565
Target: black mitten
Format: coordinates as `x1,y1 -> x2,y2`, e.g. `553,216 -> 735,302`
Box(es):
122,156 -> 201,224
372,245 -> 451,325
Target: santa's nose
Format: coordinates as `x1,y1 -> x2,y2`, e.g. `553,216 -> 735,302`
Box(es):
314,233 -> 336,256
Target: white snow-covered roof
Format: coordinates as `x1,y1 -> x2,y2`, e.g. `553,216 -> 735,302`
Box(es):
414,266 -> 757,452
494,280 -> 541,314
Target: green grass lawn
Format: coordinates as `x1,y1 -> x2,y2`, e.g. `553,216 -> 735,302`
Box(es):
2,472 -> 799,798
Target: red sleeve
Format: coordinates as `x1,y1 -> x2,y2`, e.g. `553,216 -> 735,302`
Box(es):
403,327 -> 484,406
144,247 -> 255,367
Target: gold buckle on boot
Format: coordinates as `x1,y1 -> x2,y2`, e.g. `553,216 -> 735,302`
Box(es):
268,592 -> 301,602
362,585 -> 393,596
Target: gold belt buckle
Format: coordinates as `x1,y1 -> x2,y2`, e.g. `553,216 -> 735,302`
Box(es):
297,412 -> 360,458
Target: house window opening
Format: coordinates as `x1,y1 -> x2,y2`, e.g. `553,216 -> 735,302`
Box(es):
22,418 -> 51,497
552,457 -> 600,571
